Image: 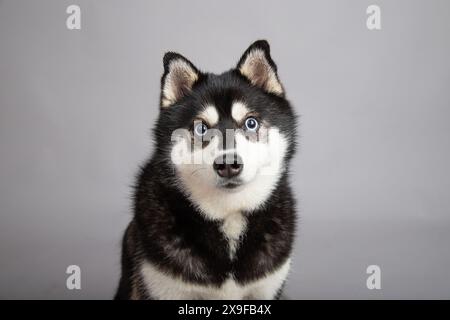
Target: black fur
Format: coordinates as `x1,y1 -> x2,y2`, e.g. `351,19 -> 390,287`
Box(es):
115,40 -> 297,300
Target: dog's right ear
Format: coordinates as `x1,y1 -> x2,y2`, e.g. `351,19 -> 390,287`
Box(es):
160,52 -> 200,108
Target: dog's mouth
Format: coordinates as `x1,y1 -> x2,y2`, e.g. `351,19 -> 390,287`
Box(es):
217,179 -> 243,190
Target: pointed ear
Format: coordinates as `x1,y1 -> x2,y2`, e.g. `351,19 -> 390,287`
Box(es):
160,52 -> 200,107
236,40 -> 284,96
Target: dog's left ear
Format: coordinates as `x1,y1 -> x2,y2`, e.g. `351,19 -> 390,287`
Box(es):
236,40 -> 284,96
160,52 -> 200,107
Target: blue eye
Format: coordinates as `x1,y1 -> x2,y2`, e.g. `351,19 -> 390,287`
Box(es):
244,117 -> 259,131
194,123 -> 208,136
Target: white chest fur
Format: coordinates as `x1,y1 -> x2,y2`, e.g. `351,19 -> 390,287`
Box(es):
140,258 -> 290,300
221,212 -> 247,259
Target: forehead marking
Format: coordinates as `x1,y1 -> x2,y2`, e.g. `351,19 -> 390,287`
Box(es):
199,105 -> 219,126
231,101 -> 250,123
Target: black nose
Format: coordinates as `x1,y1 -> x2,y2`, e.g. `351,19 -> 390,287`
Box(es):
213,154 -> 243,178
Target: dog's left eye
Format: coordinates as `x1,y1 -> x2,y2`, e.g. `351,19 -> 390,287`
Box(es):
244,117 -> 259,131
194,123 -> 208,137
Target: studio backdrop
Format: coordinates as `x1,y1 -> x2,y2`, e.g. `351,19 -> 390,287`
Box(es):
0,0 -> 449,299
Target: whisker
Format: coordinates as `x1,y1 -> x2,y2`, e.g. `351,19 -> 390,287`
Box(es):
191,167 -> 207,177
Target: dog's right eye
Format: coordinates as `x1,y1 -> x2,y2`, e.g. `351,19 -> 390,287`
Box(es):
194,123 -> 208,137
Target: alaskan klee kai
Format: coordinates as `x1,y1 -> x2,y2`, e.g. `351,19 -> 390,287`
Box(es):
115,40 -> 297,300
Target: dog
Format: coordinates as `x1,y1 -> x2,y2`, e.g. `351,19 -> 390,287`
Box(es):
115,40 -> 297,300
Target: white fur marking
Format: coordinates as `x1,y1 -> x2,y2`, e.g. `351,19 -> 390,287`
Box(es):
200,106 -> 219,126
221,212 -> 247,259
231,102 -> 249,123
140,258 -> 291,300
174,128 -> 288,220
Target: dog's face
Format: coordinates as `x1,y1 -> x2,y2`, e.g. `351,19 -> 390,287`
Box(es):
155,40 -> 296,219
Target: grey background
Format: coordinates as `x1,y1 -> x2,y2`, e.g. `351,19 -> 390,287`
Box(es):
1,0 -> 449,299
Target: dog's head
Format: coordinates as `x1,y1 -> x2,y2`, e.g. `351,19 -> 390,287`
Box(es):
154,40 -> 296,219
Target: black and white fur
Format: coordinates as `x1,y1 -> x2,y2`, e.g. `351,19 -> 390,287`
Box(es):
115,40 -> 297,300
